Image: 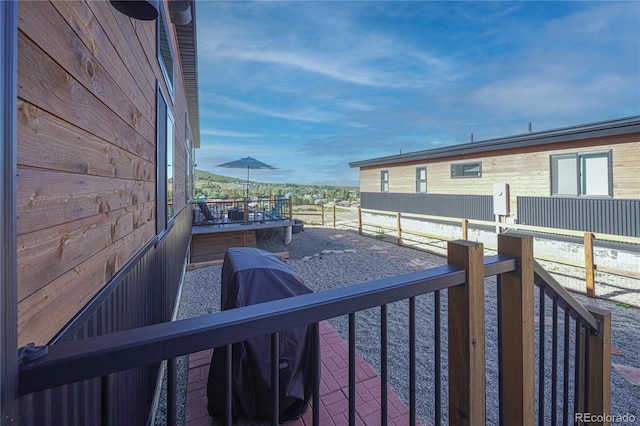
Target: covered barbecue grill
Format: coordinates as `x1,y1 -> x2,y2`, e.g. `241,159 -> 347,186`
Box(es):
207,248 -> 315,422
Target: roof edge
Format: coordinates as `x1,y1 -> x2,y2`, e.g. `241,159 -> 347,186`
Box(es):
349,115 -> 640,168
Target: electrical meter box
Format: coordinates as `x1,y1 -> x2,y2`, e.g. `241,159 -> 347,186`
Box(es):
493,183 -> 510,216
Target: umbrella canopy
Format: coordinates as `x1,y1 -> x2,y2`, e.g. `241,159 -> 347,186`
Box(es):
215,156 -> 276,198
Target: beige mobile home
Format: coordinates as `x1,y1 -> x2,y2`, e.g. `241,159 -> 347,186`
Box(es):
350,117 -> 640,235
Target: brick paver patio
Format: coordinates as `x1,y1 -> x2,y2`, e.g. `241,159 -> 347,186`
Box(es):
185,321 -> 417,426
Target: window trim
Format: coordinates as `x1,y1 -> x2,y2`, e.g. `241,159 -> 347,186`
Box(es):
380,170 -> 389,192
157,5 -> 174,101
156,84 -> 175,237
550,150 -> 613,198
451,161 -> 482,179
416,166 -> 427,193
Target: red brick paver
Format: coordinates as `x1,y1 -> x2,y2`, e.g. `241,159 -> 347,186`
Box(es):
184,322 -> 419,426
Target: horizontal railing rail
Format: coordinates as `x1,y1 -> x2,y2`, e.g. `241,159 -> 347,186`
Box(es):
534,261 -> 598,331
19,263 -> 472,395
20,255 -> 514,393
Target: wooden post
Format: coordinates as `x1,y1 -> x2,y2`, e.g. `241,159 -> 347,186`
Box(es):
288,196 -> 293,220
586,306 -> 611,425
321,203 -> 325,226
333,205 -> 336,228
585,232 -> 596,298
462,219 -> 469,240
243,198 -> 248,225
396,212 -> 402,246
447,240 -> 485,426
358,208 -> 362,235
497,233 -> 535,426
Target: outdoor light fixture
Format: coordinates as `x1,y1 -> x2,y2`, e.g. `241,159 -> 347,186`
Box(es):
170,1 -> 192,25
109,0 -> 158,21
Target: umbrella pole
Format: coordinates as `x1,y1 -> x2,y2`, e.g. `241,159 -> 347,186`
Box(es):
246,166 -> 250,199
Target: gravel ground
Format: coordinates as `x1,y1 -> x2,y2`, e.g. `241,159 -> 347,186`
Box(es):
156,226 -> 639,425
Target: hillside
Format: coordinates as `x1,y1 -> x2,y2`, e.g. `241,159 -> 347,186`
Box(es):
194,169 -> 359,204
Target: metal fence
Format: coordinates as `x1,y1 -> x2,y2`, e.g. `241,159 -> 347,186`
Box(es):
517,196 -> 640,237
360,192 -> 494,221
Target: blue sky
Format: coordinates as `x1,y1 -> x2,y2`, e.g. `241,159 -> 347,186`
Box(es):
194,1 -> 640,187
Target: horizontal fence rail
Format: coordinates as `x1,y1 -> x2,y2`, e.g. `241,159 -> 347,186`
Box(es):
356,207 -> 640,297
18,236 -> 610,426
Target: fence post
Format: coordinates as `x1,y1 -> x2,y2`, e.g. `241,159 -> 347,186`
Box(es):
358,208 -> 362,235
585,232 -> 596,298
333,205 -> 336,228
497,233 -> 535,426
243,198 -> 248,225
447,240 -> 485,425
586,306 -> 611,424
321,203 -> 325,226
462,219 -> 469,240
396,212 -> 402,246
289,196 -> 293,220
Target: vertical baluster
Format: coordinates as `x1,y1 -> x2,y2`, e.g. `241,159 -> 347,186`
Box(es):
497,275 -> 504,426
101,375 -> 112,426
562,309 -> 570,426
409,297 -> 416,425
434,291 -> 441,425
574,318 -> 583,417
538,285 -> 545,426
271,332 -> 279,426
312,322 -> 320,426
551,298 -> 558,425
349,313 -> 356,425
583,326 -> 590,413
167,358 -> 177,426
225,344 -> 232,426
381,305 -> 388,426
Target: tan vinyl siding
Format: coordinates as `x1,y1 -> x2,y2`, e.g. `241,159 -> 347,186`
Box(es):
358,135 -> 639,219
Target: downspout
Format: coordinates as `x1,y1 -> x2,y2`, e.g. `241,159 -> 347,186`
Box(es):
0,0 -> 19,424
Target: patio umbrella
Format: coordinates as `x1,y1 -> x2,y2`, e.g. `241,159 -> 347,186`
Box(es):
215,156 -> 276,198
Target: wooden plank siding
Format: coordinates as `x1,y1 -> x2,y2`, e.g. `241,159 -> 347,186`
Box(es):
360,134 -> 640,219
16,1 -> 193,346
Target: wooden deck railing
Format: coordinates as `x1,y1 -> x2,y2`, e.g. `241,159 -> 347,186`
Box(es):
19,235 -> 610,425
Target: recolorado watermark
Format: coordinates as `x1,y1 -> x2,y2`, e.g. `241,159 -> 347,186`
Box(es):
575,412 -> 637,423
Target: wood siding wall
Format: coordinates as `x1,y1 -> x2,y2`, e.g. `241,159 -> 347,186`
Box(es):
359,135 -> 640,219
17,1 -> 193,346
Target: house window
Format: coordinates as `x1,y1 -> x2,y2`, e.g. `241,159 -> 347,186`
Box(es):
381,170 -> 389,192
451,162 -> 482,178
166,111 -> 174,219
156,85 -> 174,235
185,115 -> 191,204
550,151 -> 612,197
416,167 -> 426,193
157,6 -> 174,99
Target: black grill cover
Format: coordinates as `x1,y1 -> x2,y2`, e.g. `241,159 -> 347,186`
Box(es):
207,248 -> 315,422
